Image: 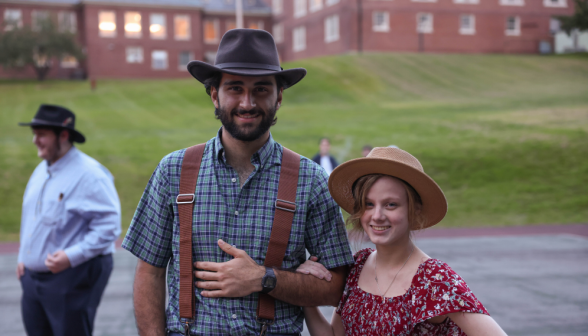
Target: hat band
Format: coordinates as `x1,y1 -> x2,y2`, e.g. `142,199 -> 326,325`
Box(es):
215,62 -> 282,71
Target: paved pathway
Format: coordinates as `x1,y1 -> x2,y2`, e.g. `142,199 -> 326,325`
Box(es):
1,227 -> 587,335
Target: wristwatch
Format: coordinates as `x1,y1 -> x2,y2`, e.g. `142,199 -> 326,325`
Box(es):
261,267 -> 277,294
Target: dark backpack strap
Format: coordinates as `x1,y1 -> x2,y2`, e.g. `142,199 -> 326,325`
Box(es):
256,147 -> 301,328
177,144 -> 206,330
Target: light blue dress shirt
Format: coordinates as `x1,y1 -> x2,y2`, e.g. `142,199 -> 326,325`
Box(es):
18,147 -> 121,272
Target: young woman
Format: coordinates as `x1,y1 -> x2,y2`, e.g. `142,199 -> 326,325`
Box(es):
297,147 -> 507,336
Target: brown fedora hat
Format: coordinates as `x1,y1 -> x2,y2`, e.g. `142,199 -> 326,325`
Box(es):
187,29 -> 306,89
328,147 -> 447,229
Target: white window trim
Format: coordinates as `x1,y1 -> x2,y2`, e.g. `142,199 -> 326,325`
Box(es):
204,19 -> 220,44
310,0 -> 323,13
453,0 -> 480,4
499,0 -> 525,6
174,15 -> 191,40
272,0 -> 284,15
293,26 -> 306,52
178,51 -> 193,70
324,14 -> 339,43
99,11 -> 116,38
3,9 -> 23,31
294,0 -> 307,18
273,23 -> 284,43
58,11 -> 77,33
505,16 -> 521,36
459,14 -> 475,35
126,46 -> 144,63
372,11 -> 390,33
151,50 -> 168,70
543,0 -> 567,7
417,13 -> 434,34
150,13 -> 167,40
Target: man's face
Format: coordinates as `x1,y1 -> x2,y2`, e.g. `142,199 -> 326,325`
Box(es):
32,128 -> 60,162
319,139 -> 330,156
211,73 -> 283,142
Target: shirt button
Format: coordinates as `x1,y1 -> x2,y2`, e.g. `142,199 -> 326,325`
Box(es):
231,178 -> 237,183
231,314 -> 237,319
235,211 -> 239,216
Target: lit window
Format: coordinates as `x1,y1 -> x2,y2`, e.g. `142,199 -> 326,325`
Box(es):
500,0 -> 524,6
60,55 -> 78,68
125,12 -> 142,38
324,14 -> 339,43
294,0 -> 307,18
4,9 -> 23,31
126,47 -> 143,63
178,51 -> 193,70
58,12 -> 76,33
505,16 -> 520,36
273,23 -> 284,43
454,0 -> 479,3
293,25 -> 306,52
150,13 -> 166,39
226,20 -> 236,31
459,14 -> 475,35
544,0 -> 566,7
272,0 -> 284,15
151,50 -> 168,70
417,13 -> 433,34
32,10 -> 50,32
310,0 -> 323,12
248,20 -> 264,30
99,11 -> 116,37
204,19 -> 219,44
373,12 -> 389,32
326,0 -> 340,6
174,15 -> 190,40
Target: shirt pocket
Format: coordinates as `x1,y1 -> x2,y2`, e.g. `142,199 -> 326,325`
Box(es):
40,195 -> 65,227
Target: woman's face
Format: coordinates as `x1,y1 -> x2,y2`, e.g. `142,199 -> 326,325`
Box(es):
360,176 -> 411,247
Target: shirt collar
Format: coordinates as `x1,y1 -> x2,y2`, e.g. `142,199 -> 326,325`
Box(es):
47,146 -> 77,174
214,128 -> 279,168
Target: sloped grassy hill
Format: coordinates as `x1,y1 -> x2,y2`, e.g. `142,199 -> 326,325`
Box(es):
1,53 -> 587,240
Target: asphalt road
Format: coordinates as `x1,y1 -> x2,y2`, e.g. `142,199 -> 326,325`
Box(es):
1,232 -> 586,336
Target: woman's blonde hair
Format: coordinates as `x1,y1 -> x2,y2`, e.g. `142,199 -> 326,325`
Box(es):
346,174 -> 427,241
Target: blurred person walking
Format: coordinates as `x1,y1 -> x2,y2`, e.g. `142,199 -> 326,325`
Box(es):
312,138 -> 339,175
123,29 -> 353,336
17,104 -> 121,336
361,145 -> 373,157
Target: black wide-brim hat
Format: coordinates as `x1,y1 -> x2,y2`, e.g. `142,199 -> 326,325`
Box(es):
19,104 -> 86,143
187,29 -> 306,89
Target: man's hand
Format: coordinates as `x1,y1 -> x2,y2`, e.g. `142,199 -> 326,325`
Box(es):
45,251 -> 71,273
194,239 -> 265,298
16,262 -> 25,279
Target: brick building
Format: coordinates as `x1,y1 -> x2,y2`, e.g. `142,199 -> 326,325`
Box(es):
0,0 -> 575,79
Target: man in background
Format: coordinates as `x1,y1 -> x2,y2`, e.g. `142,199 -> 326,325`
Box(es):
17,104 -> 121,336
312,137 -> 338,175
362,145 -> 373,157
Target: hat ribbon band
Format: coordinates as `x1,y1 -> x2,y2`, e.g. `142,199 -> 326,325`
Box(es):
215,62 -> 282,71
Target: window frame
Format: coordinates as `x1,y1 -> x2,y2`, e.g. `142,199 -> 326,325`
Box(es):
505,16 -> 521,36
124,12 -> 142,39
293,25 -> 306,52
149,13 -> 167,40
372,11 -> 390,33
416,13 -> 434,34
459,14 -> 475,35
31,10 -> 50,32
174,14 -> 191,40
272,0 -> 284,15
58,11 -> 77,33
326,0 -> 340,6
310,0 -> 323,13
126,46 -> 144,64
204,18 -> 220,44
543,0 -> 567,7
294,0 -> 307,18
499,0 -> 525,6
324,14 -> 340,43
273,23 -> 284,43
3,9 -> 23,31
98,11 -> 117,38
151,50 -> 169,70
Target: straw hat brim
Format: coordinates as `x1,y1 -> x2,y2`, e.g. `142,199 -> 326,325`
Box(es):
328,157 -> 448,229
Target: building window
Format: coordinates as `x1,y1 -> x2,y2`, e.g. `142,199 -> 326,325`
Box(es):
248,20 -> 264,30
32,10 -> 50,32
326,0 -> 340,6
178,51 -> 193,70
126,47 -> 143,63
174,15 -> 191,40
125,12 -> 142,38
58,12 -> 76,33
99,11 -> 116,37
273,23 -> 284,43
500,0 -> 524,6
150,13 -> 166,39
293,26 -> 306,52
310,0 -> 323,12
544,0 -> 566,7
294,0 -> 307,18
412,0 -> 437,2
324,14 -> 339,43
417,13 -> 433,34
151,50 -> 168,70
272,0 -> 284,15
505,16 -> 521,35
373,11 -> 390,32
226,20 -> 236,31
204,19 -> 219,44
454,0 -> 479,3
549,17 -> 561,34
459,14 -> 475,35
60,55 -> 78,68
3,9 -> 23,31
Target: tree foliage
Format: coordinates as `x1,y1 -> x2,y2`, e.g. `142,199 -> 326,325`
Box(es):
556,0 -> 588,35
0,17 -> 84,81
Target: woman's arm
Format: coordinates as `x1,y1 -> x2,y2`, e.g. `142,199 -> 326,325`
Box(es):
446,312 -> 507,336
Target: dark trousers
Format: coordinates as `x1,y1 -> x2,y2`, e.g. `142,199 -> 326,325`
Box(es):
20,254 -> 113,336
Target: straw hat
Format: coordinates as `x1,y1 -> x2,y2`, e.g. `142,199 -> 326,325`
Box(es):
328,147 -> 447,229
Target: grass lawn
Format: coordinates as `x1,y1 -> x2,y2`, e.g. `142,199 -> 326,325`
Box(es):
1,53 -> 587,241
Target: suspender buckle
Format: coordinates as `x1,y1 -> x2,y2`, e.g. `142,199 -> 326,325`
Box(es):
181,318 -> 193,336
275,199 -> 296,213
256,317 -> 275,336
176,194 -> 195,204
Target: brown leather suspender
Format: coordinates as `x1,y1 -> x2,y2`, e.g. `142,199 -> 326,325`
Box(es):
177,144 -> 300,335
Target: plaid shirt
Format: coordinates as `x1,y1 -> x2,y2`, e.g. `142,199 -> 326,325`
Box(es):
122,129 -> 354,335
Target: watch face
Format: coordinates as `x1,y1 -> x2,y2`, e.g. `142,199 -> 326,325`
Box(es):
264,277 -> 276,288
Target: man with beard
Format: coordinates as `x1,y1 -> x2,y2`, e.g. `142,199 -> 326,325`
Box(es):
17,104 -> 121,336
122,29 -> 354,336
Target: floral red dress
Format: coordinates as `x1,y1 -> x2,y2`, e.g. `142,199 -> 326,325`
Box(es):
336,248 -> 489,335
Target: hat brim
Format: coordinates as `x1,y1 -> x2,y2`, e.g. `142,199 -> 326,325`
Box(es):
328,158 -> 448,229
187,61 -> 307,89
19,121 -> 86,143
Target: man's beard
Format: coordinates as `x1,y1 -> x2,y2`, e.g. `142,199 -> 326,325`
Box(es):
216,102 -> 277,142
45,136 -> 61,165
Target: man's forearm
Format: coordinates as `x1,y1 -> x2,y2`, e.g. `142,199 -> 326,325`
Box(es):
133,260 -> 167,336
270,266 -> 348,307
